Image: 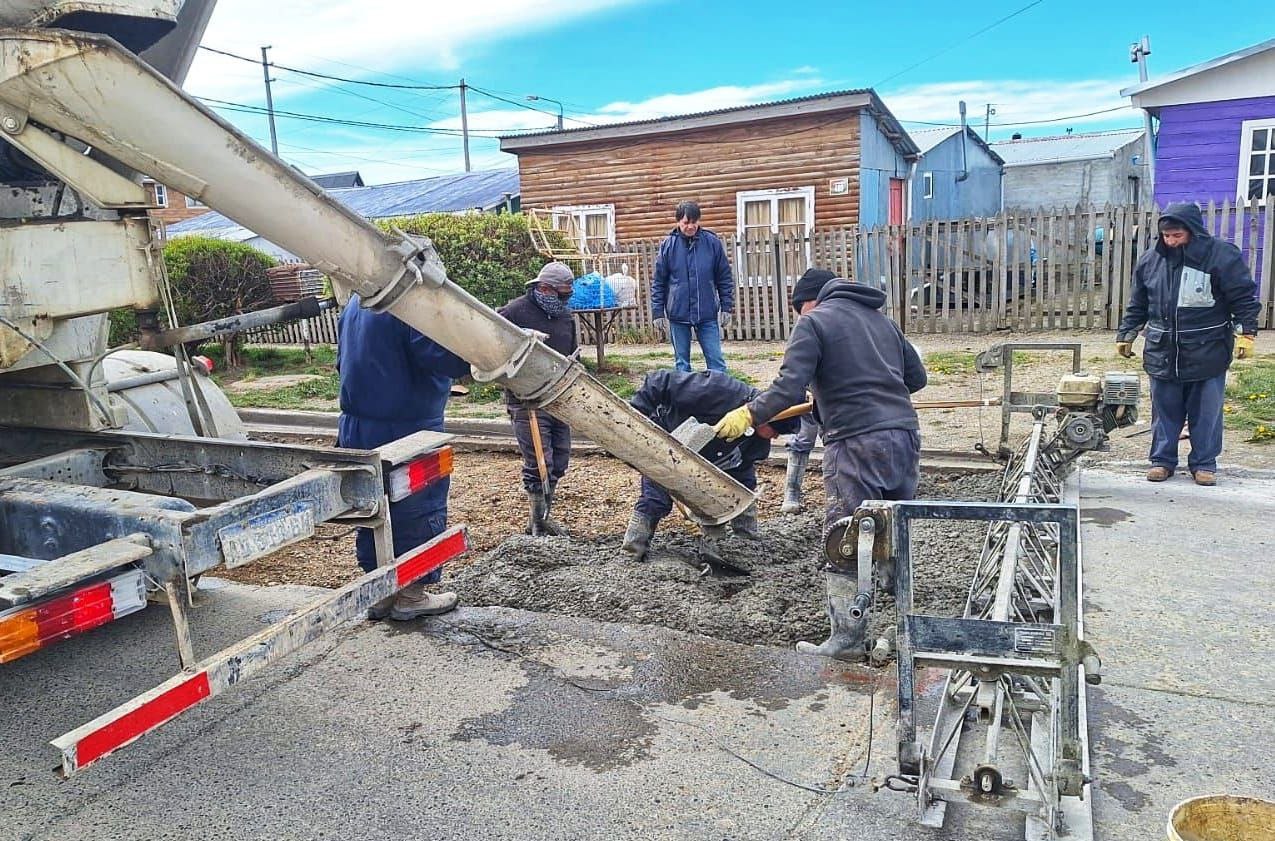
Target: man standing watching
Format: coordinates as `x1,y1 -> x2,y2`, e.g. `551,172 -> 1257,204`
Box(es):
499,262 -> 578,535
1116,202 -> 1259,486
714,274 -> 927,660
651,201 -> 734,373
337,295 -> 471,620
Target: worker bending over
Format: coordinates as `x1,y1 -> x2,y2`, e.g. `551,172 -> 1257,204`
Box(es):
621,369 -> 800,562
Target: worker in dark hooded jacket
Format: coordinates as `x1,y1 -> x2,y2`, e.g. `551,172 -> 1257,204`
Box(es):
1116,202 -> 1259,486
499,261 -> 579,535
337,294 -> 471,620
714,274 -> 927,660
620,369 -> 800,562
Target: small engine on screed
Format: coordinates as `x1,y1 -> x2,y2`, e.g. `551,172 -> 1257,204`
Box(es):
1051,370 -> 1141,451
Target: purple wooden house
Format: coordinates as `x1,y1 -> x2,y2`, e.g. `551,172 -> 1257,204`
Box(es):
1123,38 -> 1275,294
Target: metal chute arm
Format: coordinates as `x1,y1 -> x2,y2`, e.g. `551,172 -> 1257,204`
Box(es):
0,29 -> 752,524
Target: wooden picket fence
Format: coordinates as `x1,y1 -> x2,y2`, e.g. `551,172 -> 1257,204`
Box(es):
246,199 -> 1275,346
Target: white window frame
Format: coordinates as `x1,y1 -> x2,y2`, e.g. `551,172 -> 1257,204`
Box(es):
1236,117 -> 1275,205
152,183 -> 168,208
185,194 -> 206,209
922,172 -> 935,200
550,204 -> 616,253
735,186 -> 816,284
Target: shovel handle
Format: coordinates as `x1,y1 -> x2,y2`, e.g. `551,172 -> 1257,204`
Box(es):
770,402 -> 814,423
526,407 -> 550,487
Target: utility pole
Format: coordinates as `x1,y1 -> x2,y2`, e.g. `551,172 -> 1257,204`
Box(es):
1130,35 -> 1155,191
260,46 -> 278,155
983,104 -> 996,141
459,78 -> 471,172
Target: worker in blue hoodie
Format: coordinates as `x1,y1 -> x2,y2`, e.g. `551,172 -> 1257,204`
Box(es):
714,273 -> 927,661
1116,202 -> 1259,486
337,295 -> 471,621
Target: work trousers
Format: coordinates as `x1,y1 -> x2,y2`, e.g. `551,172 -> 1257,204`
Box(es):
1149,373 -> 1226,474
669,318 -> 726,373
636,461 -> 757,523
823,429 -> 921,532
509,406 -> 572,492
786,414 -> 822,455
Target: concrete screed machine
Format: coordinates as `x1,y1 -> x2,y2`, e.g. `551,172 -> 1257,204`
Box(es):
0,0 -> 755,777
0,4 -> 1143,839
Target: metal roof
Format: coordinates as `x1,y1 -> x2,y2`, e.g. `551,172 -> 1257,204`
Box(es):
909,125 -> 1005,164
989,129 -> 1144,166
311,170 -> 364,188
166,168 -> 520,238
499,89 -> 920,158
1120,38 -> 1275,98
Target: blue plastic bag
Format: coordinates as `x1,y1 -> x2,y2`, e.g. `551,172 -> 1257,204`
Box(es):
567,272 -> 617,309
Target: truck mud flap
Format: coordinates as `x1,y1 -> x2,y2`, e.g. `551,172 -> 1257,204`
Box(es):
50,526 -> 468,777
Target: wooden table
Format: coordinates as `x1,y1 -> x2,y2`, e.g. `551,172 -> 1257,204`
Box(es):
573,305 -> 636,368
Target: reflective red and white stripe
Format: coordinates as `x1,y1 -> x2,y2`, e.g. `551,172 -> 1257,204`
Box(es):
52,526 -> 469,776
0,569 -> 147,664
386,446 -> 453,502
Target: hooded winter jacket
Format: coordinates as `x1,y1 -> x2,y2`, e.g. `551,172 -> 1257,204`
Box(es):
1117,202 -> 1259,382
651,228 -> 734,324
747,280 -> 927,443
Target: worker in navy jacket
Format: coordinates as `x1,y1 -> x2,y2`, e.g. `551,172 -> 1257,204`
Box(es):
1116,202 -> 1259,486
337,294 -> 471,620
651,201 -> 734,373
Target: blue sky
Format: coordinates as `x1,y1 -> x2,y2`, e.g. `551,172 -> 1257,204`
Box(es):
184,0 -> 1273,184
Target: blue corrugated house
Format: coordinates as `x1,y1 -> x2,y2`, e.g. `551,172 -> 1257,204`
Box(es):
907,126 -> 1004,221
166,168 -> 521,259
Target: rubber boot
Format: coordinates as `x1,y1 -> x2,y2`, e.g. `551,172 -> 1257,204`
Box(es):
389,581 -> 458,620
542,481 -> 568,536
729,502 -> 760,540
781,451 -> 809,514
526,489 -> 552,537
795,572 -> 868,662
620,511 -> 657,561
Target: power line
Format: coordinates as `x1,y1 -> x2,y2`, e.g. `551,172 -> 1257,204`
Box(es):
199,45 -> 458,90
873,0 -> 1048,87
198,95 -> 548,136
898,105 -> 1134,129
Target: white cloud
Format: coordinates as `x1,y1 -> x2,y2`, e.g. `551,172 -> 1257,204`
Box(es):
882,78 -> 1140,136
183,0 -> 646,102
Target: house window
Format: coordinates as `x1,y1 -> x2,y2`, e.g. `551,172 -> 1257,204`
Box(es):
152,183 -> 168,208
923,172 -> 934,200
185,195 -> 206,209
736,186 -> 815,281
1238,118 -> 1275,204
551,204 -> 615,253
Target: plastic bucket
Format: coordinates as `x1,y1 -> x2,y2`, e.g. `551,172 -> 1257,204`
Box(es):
1167,795 -> 1275,841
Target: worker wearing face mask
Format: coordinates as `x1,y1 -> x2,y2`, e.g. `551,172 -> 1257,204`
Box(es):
499,262 -> 580,535
1116,203 -> 1259,486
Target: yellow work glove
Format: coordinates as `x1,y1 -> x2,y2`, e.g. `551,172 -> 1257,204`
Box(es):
1235,334 -> 1255,360
1115,341 -> 1134,359
714,405 -> 753,441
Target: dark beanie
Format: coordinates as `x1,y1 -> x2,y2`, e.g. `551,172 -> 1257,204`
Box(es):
791,268 -> 837,313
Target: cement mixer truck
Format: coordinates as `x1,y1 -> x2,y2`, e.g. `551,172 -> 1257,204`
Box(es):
0,0 -> 753,775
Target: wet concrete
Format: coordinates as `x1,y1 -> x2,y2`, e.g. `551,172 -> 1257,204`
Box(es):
448,472 -> 999,652
1082,506 -> 1132,527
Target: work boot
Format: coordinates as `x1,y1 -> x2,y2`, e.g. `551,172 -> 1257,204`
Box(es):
1146,466 -> 1173,482
1192,470 -> 1216,486
389,581 -> 458,620
795,572 -> 868,662
367,596 -> 395,621
543,481 -> 568,536
781,451 -> 809,514
729,503 -> 760,540
620,512 -> 657,561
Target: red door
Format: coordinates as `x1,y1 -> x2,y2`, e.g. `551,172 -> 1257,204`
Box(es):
888,178 -> 905,225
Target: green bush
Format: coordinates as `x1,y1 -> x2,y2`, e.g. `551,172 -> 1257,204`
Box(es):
375,213 -> 570,309
108,308 -> 139,346
162,236 -> 277,366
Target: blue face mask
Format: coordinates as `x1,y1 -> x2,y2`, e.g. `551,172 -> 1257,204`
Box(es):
532,288 -> 571,317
